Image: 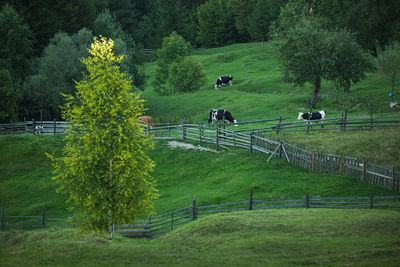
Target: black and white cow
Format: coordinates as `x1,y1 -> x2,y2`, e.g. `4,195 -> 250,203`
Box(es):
214,76 -> 233,89
208,109 -> 237,125
298,110 -> 326,123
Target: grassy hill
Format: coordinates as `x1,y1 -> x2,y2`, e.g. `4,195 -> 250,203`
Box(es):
142,42 -> 398,123
1,42 -> 400,266
1,209 -> 400,266
141,42 -> 400,166
0,135 -> 397,218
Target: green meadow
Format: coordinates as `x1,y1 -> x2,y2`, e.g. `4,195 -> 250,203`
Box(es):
1,42 -> 400,266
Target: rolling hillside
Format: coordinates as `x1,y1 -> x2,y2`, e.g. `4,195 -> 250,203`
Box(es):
0,135 -> 397,218
142,42 -> 398,123
1,42 -> 400,266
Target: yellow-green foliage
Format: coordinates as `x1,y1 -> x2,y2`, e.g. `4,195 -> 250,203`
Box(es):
49,37 -> 158,232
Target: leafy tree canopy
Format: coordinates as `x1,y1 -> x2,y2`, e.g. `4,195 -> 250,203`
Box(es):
153,31 -> 190,95
274,17 -> 374,108
21,28 -> 93,120
168,56 -> 206,93
49,36 -> 157,236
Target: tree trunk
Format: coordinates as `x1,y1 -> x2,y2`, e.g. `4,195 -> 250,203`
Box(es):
310,80 -> 321,108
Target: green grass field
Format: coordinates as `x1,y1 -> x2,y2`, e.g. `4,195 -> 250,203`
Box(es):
1,41 -> 400,266
1,209 -> 400,266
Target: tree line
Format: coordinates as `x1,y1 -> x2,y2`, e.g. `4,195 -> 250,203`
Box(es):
1,0 -> 400,121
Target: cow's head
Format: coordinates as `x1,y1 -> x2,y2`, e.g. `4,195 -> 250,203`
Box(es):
298,112 -> 304,120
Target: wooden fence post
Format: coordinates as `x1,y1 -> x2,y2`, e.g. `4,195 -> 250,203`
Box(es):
192,198 -> 197,220
250,132 -> 253,153
42,207 -> 46,228
32,119 -> 36,135
54,118 -> 57,135
168,120 -> 170,137
199,124 -> 202,143
276,115 -> 282,135
216,124 -> 219,147
233,125 -> 236,148
370,103 -> 373,129
392,166 -> 395,191
369,193 -> 373,209
343,109 -> 348,131
249,189 -> 253,210
305,192 -> 310,208
340,152 -> 343,176
182,118 -> 186,141
10,120 -> 13,134
147,120 -> 150,135
312,151 -> 316,172
362,156 -> 366,181
171,211 -> 174,230
1,200 -> 4,231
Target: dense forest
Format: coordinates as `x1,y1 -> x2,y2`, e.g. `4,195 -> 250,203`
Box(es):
1,0 -> 399,121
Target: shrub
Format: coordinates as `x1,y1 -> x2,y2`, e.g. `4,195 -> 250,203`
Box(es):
168,57 -> 206,93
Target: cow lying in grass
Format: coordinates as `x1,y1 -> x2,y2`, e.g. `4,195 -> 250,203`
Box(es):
298,110 -> 326,125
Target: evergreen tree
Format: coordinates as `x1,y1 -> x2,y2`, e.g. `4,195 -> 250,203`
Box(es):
49,37 -> 157,238
152,0 -> 192,46
228,0 -> 256,42
249,0 -> 286,43
0,68 -> 19,122
196,0 -> 236,47
5,0 -> 95,54
0,4 -> 34,82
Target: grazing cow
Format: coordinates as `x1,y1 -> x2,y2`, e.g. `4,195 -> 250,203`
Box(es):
138,116 -> 154,128
208,109 -> 237,125
390,102 -> 399,108
298,110 -> 326,123
214,76 -> 233,89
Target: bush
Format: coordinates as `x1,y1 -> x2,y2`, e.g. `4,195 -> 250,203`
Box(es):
168,57 -> 206,93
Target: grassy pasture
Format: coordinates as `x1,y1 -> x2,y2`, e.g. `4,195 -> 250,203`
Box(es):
1,209 -> 400,266
0,135 -> 397,218
142,42 -> 398,124
142,42 -> 400,166
1,42 -> 400,266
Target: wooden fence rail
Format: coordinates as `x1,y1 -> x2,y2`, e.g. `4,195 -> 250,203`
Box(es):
1,201 -> 72,231
3,193 -> 400,234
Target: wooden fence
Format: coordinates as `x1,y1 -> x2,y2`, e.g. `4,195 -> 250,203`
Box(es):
1,117 -> 399,192
115,191 -> 400,238
2,114 -> 400,135
1,201 -> 72,231
3,193 -> 399,234
140,121 -> 400,192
